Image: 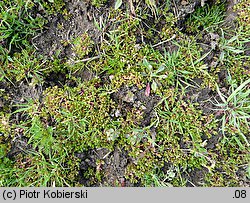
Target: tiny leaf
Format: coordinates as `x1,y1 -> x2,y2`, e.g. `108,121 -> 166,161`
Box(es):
145,83 -> 151,97
155,64 -> 165,74
151,80 -> 157,92
143,58 -> 152,71
115,0 -> 123,10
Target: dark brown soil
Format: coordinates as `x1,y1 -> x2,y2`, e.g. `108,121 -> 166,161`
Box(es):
76,147 -> 138,186
33,0 -> 102,59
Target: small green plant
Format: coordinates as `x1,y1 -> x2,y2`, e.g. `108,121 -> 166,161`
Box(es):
141,58 -> 167,93
71,33 -> 94,60
144,166 -> 177,187
38,0 -> 67,16
214,73 -> 250,149
115,0 -> 157,16
218,28 -> 249,64
2,48 -> 47,83
186,3 -> 225,33
91,0 -> 107,7
0,0 -> 44,53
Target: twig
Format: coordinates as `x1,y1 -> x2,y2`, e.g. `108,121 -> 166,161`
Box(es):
102,151 -> 112,159
68,55 -> 101,64
152,34 -> 176,48
128,0 -> 136,16
173,0 -> 179,19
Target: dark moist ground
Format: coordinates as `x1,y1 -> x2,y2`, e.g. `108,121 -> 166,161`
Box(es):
2,0 -> 249,186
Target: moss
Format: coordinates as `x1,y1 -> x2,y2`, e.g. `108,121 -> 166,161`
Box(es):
91,0 -> 108,7
185,3 -> 226,33
234,0 -> 250,31
160,13 -> 177,40
40,0 -> 66,16
204,142 -> 249,186
72,33 -> 94,59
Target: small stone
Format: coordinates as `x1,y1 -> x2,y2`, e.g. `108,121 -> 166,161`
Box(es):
211,41 -> 217,50
209,33 -> 220,41
210,60 -> 218,68
115,109 -> 121,117
134,44 -> 141,50
181,0 -> 189,6
109,75 -> 114,81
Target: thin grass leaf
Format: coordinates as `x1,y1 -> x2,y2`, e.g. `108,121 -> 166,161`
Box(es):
216,84 -> 227,103
232,136 -> 245,150
115,0 -> 122,10
227,78 -> 250,102
151,80 -> 157,92
155,64 -> 165,74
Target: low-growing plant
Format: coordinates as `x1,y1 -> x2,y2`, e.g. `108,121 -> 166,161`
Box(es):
141,57 -> 167,93
0,0 -> 44,53
144,166 -> 178,187
186,3 -> 226,33
214,73 -> 250,149
2,48 -> 47,83
71,33 -> 94,60
218,27 -> 250,64
91,0 -> 108,7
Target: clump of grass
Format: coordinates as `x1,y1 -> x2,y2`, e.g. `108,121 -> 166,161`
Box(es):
186,3 -> 226,33
214,73 -> 250,149
0,0 -> 44,54
2,48 -> 46,83
0,151 -> 76,186
218,27 -> 249,65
